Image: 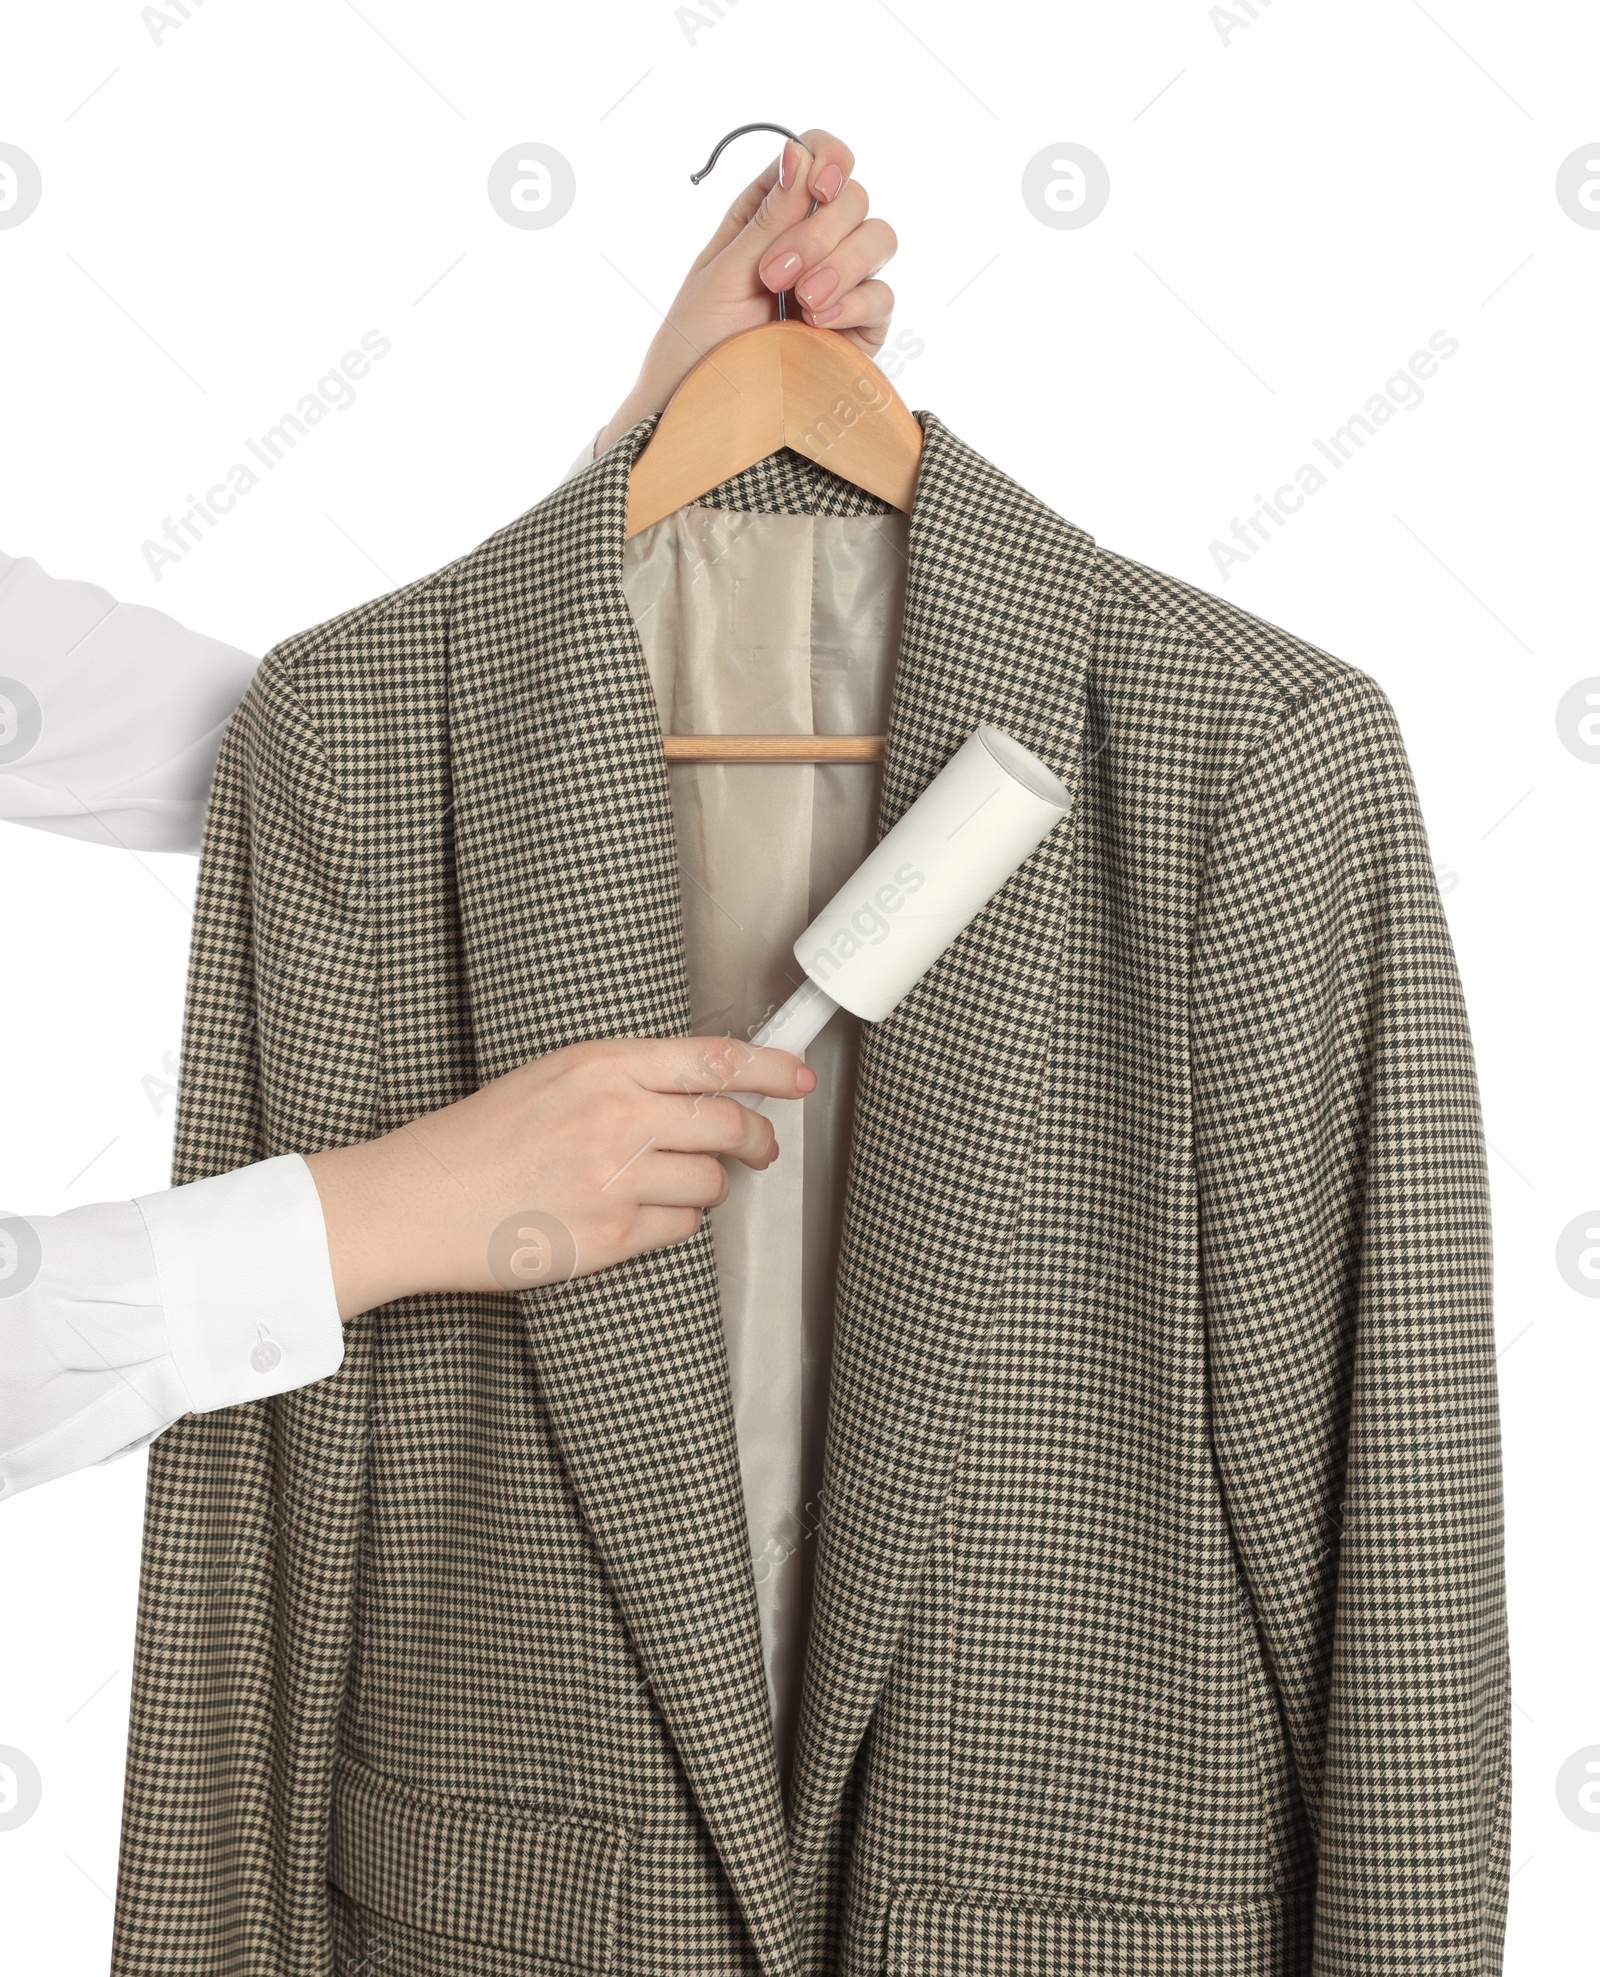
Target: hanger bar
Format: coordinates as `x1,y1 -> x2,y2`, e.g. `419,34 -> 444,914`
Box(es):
662,734 -> 887,763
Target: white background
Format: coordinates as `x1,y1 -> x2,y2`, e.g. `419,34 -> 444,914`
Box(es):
1,1 -> 1596,1968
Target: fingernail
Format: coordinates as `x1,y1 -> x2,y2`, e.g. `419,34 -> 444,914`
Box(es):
796,267 -> 838,308
769,1139 -> 781,1162
814,163 -> 844,202
798,1066 -> 817,1092
779,143 -> 793,190
762,250 -> 803,290
806,302 -> 842,326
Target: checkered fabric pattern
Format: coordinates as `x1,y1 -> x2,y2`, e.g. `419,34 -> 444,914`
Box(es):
111,412 -> 1508,1977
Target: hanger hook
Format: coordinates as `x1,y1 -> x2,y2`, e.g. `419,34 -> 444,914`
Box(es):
689,122 -> 820,323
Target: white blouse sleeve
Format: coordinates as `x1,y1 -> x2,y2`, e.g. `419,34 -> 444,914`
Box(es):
0,1155 -> 344,1502
0,552 -> 347,1500
0,547 -> 256,855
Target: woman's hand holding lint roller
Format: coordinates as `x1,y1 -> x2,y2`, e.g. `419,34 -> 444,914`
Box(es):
304,1036 -> 813,1317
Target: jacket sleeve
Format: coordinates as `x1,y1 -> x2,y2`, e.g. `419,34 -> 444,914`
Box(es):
113,657 -> 380,1976
1190,670 -> 1509,1973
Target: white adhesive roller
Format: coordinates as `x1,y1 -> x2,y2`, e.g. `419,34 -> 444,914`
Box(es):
734,726 -> 1072,1109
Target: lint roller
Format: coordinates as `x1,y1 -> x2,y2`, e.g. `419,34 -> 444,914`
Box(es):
733,726 -> 1072,1112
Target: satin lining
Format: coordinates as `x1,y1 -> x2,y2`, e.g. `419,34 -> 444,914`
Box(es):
620,503 -> 910,1780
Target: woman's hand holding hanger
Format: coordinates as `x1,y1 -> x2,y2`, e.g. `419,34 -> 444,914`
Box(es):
595,128 -> 900,457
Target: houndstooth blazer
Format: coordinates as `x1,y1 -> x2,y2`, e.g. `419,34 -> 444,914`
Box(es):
112,412 -> 1509,1977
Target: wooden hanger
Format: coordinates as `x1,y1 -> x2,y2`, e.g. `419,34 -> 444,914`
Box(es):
628,123 -> 923,765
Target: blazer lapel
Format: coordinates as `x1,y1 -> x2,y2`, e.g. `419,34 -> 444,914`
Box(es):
786,416 -> 1103,1891
446,418 -> 797,1977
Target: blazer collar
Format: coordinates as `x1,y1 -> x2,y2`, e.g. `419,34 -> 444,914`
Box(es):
445,411 -> 1101,1962
780,417 -> 1100,1896
447,415 -> 799,1977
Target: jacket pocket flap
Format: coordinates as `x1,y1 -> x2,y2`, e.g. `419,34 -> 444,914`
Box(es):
887,1885 -> 1312,1975
330,1754 -> 633,1970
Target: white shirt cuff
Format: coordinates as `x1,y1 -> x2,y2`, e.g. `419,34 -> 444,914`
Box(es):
0,1154 -> 342,1502
134,1153 -> 344,1416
